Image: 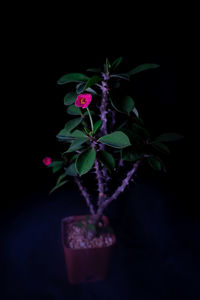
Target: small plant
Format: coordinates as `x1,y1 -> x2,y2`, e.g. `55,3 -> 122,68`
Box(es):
44,57 -> 183,237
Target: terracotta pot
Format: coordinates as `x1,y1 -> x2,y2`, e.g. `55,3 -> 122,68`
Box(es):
61,215 -> 116,284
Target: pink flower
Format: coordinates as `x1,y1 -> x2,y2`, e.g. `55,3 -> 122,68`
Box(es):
75,94 -> 92,109
42,157 -> 52,166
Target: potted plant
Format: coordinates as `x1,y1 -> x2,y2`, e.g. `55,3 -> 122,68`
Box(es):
43,57 -> 183,284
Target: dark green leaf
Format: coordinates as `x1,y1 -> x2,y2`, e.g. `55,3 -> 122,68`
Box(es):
147,156 -> 162,171
113,82 -> 121,89
110,96 -> 135,114
151,141 -> 170,154
57,129 -> 87,141
66,138 -> 88,153
86,223 -> 96,232
64,92 -> 77,105
86,68 -> 101,73
106,58 -> 111,72
121,147 -> 144,162
131,123 -> 150,138
85,216 -> 90,223
67,105 -> 82,115
57,172 -> 68,184
98,150 -> 115,172
75,222 -> 84,228
49,180 -> 68,194
128,64 -> 160,76
49,161 -> 64,173
93,120 -> 102,134
65,163 -> 78,176
57,73 -> 89,85
64,118 -> 82,132
110,74 -> 130,80
84,76 -> 102,90
76,148 -> 96,176
98,131 -> 131,149
76,82 -> 85,94
76,82 -> 97,95
70,154 -> 79,162
112,57 -> 123,70
155,133 -> 184,142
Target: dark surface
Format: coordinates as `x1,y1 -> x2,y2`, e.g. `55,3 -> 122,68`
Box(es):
2,177 -> 200,300
3,20 -> 200,299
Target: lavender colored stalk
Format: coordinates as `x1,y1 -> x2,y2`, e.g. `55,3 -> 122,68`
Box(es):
94,159 -> 105,206
74,177 -> 95,215
99,74 -> 109,137
92,160 -> 141,224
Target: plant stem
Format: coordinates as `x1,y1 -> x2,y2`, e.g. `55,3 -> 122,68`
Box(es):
86,107 -> 94,133
99,74 -> 109,137
92,160 -> 141,225
74,177 -> 95,215
94,159 -> 105,206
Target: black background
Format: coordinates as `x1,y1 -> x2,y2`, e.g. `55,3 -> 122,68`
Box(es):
5,40 -> 199,219
2,11 -> 200,299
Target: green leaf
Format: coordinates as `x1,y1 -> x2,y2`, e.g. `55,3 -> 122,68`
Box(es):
76,83 -> 97,95
155,133 -> 184,142
121,148 -> 144,162
112,57 -> 123,70
70,154 -> 79,162
86,68 -> 102,73
84,75 -> 102,90
151,141 -> 170,155
93,120 -> 102,134
64,118 -> 82,132
128,64 -> 160,76
64,92 -> 77,106
76,82 -> 86,94
147,156 -> 162,171
57,73 -> 89,85
65,163 -> 78,176
98,150 -> 115,172
76,148 -> 96,176
110,96 -> 135,114
75,221 -> 84,228
106,58 -> 111,72
110,74 -> 130,80
85,216 -> 90,223
131,123 -> 150,139
86,223 -> 96,232
57,172 -> 68,184
98,131 -> 131,149
66,138 -> 88,153
49,161 -> 64,173
57,129 -> 87,141
49,180 -> 68,194
67,105 -> 82,115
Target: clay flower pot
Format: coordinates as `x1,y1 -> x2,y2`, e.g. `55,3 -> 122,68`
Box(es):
61,215 -> 116,284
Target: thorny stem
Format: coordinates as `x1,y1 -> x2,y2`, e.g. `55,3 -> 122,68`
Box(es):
99,73 -> 110,137
92,160 -> 142,225
74,177 -> 95,215
94,159 -> 106,206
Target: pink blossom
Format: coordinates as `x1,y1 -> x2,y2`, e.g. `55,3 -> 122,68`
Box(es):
42,157 -> 52,166
75,94 -> 92,109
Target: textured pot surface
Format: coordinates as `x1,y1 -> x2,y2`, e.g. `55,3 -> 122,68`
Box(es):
61,215 -> 116,284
